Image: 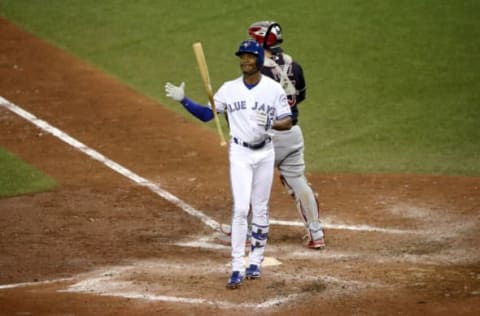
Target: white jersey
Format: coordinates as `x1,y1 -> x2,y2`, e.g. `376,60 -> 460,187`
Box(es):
213,75 -> 291,144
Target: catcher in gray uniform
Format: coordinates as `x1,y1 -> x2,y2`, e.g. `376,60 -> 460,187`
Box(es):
219,21 -> 325,249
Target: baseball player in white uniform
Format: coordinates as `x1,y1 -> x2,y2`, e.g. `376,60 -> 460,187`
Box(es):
218,21 -> 326,250
165,39 -> 292,289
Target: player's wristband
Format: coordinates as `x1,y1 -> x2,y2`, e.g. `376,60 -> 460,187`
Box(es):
181,97 -> 214,122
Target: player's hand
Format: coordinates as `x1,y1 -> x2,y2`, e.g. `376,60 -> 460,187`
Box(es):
256,111 -> 274,131
165,82 -> 185,101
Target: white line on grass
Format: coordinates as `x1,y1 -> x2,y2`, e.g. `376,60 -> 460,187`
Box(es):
0,96 -> 412,235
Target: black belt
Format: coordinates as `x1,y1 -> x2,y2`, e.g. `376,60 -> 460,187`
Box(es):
233,137 -> 271,150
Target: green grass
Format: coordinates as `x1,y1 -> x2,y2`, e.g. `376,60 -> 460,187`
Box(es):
1,0 -> 479,175
0,148 -> 57,198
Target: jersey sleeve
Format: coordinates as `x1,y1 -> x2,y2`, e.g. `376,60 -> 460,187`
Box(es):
275,90 -> 292,120
212,84 -> 228,113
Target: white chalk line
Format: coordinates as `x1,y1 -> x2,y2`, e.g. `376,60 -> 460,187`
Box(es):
177,236 -> 470,266
7,262 -> 302,309
57,260 -> 373,309
271,219 -> 416,234
0,277 -> 277,309
0,96 -> 412,236
0,278 -> 73,290
62,290 -> 300,309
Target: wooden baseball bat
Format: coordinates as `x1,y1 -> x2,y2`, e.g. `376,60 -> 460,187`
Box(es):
192,42 -> 227,147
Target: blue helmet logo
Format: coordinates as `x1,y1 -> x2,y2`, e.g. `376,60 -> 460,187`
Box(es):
235,39 -> 264,69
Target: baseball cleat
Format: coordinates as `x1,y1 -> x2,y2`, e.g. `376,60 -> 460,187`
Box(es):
303,229 -> 326,250
245,264 -> 261,279
304,236 -> 326,250
226,271 -> 244,289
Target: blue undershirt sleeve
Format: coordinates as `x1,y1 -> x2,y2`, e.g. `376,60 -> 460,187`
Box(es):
180,97 -> 214,122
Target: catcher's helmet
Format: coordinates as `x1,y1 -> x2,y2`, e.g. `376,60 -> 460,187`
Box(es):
235,39 -> 264,69
248,21 -> 283,49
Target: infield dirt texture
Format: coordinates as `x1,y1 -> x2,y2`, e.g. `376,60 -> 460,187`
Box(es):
1,17 -> 479,316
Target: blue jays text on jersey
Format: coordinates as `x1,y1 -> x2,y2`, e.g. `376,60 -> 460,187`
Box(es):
227,100 -> 275,116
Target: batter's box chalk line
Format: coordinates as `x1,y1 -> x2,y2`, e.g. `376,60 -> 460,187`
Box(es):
55,259 -> 381,309
57,261 -> 304,309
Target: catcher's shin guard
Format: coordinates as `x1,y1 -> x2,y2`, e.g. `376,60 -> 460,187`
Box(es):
280,175 -> 324,241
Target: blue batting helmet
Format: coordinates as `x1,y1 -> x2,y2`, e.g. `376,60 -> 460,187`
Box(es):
235,39 -> 264,69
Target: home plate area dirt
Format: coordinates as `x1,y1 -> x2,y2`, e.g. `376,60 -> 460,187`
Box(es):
0,17 -> 479,315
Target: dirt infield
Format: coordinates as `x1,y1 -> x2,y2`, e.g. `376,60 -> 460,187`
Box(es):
1,17 -> 479,315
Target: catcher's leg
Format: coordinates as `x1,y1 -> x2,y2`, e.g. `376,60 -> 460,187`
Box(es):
280,174 -> 325,249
